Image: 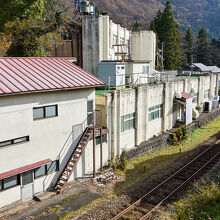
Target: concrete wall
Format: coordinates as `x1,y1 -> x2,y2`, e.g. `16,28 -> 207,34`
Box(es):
82,15 -> 130,75
96,74 -> 220,157
130,31 -> 156,69
0,89 -> 109,208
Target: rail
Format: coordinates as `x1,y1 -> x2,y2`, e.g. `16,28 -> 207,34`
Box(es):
112,140 -> 220,219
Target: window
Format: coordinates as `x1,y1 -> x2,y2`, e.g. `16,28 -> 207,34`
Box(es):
0,180 -> 2,191
112,34 -> 117,46
34,160 -> 59,179
22,171 -> 33,185
173,102 -> 181,112
33,105 -> 58,120
87,100 -> 93,125
204,89 -> 210,99
47,160 -> 59,173
95,134 -> 107,145
3,175 -> 19,190
143,66 -> 149,75
148,104 -> 163,121
193,93 -> 198,103
121,113 -> 135,133
34,166 -> 46,178
0,136 -> 29,148
120,37 -> 125,44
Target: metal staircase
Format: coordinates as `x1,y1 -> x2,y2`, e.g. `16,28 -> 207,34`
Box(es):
55,126 -> 94,194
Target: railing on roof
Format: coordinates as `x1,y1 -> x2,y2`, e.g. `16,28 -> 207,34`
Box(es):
104,73 -> 190,90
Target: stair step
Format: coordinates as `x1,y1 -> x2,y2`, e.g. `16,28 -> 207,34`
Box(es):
65,168 -> 72,172
60,178 -> 67,182
57,182 -> 65,187
67,164 -> 74,169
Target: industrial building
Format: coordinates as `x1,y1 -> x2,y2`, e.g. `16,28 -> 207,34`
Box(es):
0,57 -> 108,208
96,74 -> 220,156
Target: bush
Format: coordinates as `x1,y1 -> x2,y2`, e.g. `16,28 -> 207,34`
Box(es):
111,150 -> 128,172
172,179 -> 220,219
169,126 -> 188,145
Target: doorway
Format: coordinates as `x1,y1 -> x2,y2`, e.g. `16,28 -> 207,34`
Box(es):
21,170 -> 34,201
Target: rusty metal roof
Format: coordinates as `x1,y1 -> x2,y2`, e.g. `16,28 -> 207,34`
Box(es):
0,57 -> 105,96
181,92 -> 193,99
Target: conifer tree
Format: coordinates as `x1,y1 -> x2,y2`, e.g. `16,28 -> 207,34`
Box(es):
185,27 -> 193,65
195,28 -> 210,65
150,1 -> 181,70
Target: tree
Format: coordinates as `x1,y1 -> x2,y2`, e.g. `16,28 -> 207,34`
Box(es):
150,1 -> 181,70
132,21 -> 141,32
0,0 -> 64,57
195,28 -> 210,65
185,27 -> 193,65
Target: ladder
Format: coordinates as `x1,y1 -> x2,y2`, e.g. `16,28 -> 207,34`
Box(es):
55,126 -> 94,193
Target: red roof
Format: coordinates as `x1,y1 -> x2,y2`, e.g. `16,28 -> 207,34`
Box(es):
181,92 -> 193,99
0,159 -> 52,179
0,57 -> 105,96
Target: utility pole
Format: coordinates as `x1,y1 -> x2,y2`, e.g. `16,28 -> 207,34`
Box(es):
190,54 -> 193,77
161,42 -> 164,72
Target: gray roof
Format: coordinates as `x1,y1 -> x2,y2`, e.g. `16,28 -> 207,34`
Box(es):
192,63 -> 220,73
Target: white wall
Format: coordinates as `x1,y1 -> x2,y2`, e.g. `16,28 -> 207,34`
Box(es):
105,75 -> 219,156
83,15 -> 130,75
130,31 -> 156,69
0,88 -> 109,208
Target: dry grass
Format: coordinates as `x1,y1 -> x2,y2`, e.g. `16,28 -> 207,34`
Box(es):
115,115 -> 220,193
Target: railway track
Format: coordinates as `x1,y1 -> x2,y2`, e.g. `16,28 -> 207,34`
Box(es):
111,140 -> 220,220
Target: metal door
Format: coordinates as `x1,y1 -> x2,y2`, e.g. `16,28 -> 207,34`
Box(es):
21,170 -> 34,201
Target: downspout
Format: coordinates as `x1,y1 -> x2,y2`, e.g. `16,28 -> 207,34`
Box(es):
163,83 -> 166,132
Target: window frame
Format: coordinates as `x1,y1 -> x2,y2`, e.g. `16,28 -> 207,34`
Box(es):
33,105 -> 58,120
148,104 -> 163,122
95,134 -> 107,145
0,136 -> 29,148
0,175 -> 20,191
34,160 -> 59,179
121,113 -> 135,133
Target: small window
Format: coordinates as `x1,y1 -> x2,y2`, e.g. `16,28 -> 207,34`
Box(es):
121,66 -> 125,70
0,180 -> 2,191
121,113 -> 135,133
87,100 -> 93,125
95,134 -> 107,145
22,170 -> 33,185
34,166 -> 46,178
0,136 -> 29,148
3,175 -> 19,189
45,106 -> 57,117
0,140 -> 13,148
47,160 -> 59,173
33,108 -> 44,119
14,136 -> 29,144
33,105 -> 58,120
148,104 -> 163,121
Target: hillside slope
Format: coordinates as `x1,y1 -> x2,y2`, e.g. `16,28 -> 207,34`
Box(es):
60,0 -> 220,39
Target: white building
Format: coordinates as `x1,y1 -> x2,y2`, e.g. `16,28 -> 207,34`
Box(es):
0,57 -> 109,208
96,74 -> 220,156
82,15 -> 156,75
97,61 -> 150,87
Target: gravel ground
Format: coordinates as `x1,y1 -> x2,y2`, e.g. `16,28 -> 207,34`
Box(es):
78,131 -> 220,220
2,132 -> 219,220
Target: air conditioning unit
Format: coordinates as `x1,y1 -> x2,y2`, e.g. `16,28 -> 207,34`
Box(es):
212,100 -> 219,109
214,96 -> 220,101
204,101 -> 212,112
